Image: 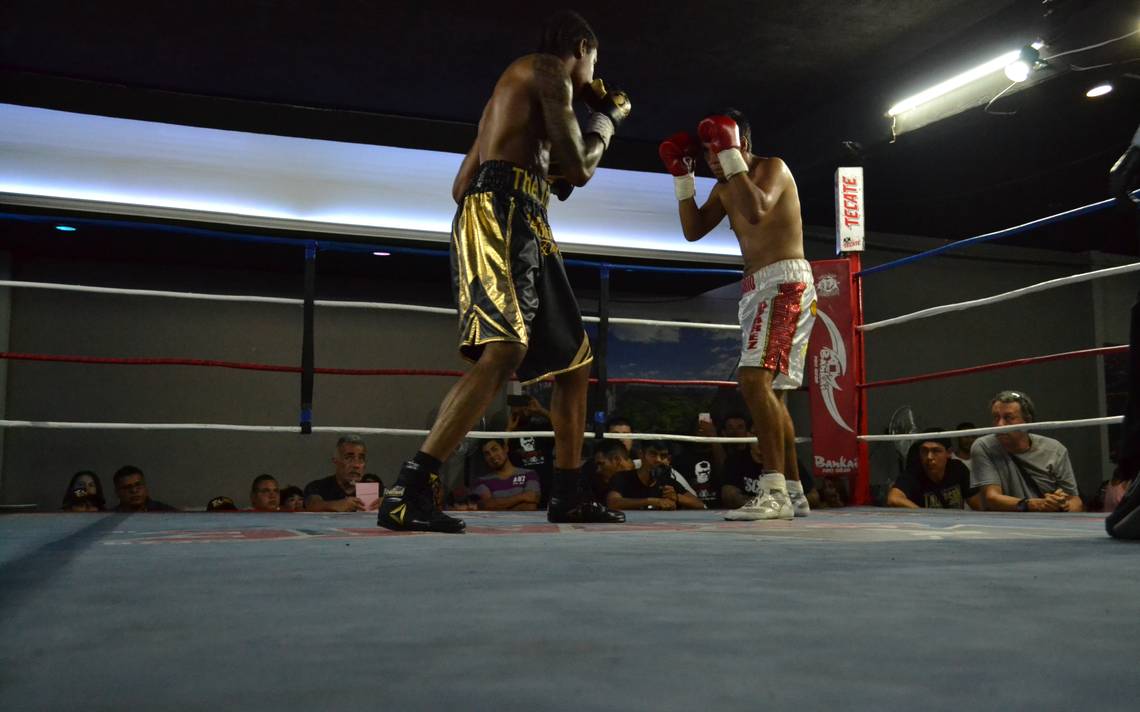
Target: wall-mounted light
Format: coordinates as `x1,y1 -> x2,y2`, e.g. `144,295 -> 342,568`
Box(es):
1085,83 -> 1113,98
372,251 -> 391,256
54,225 -> 77,232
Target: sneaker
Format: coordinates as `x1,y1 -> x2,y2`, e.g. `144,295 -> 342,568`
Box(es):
788,488 -> 811,518
547,495 -> 626,524
378,481 -> 465,533
724,490 -> 794,521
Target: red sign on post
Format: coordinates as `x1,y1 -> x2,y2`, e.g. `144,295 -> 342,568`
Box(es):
808,260 -> 859,479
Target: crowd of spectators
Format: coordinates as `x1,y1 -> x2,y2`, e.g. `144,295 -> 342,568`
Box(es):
55,388 -> 1125,516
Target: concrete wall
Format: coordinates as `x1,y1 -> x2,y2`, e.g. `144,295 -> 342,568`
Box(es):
0,234 -> 1131,508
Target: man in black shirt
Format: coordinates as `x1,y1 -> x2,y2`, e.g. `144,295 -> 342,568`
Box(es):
304,434 -> 373,512
113,466 -> 177,512
606,441 -> 705,511
887,430 -> 980,510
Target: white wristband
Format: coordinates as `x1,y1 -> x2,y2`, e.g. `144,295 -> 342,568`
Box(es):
717,148 -> 749,178
585,112 -> 615,150
673,173 -> 695,201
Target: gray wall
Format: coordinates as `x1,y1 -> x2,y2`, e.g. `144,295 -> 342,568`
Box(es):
0,235 -> 1132,508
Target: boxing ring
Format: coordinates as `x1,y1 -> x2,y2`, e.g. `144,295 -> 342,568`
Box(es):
2,174 -> 1139,712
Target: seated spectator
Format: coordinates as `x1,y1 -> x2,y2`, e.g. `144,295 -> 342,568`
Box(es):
113,466 -> 177,512
206,496 -> 239,512
592,439 -> 635,502
508,395 -> 555,507
61,470 -> 106,512
952,422 -> 978,472
279,486 -> 305,511
971,390 -> 1083,512
473,439 -> 541,511
715,412 -> 752,471
606,416 -> 638,461
674,414 -> 724,507
607,440 -> 705,511
887,429 -> 980,509
249,474 -> 280,512
304,434 -> 373,512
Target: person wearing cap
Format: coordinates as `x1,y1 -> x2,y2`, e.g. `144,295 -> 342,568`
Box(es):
206,496 -> 239,512
886,429 -> 979,509
970,390 -> 1083,512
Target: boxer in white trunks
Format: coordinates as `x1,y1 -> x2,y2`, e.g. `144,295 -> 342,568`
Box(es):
659,108 -> 815,520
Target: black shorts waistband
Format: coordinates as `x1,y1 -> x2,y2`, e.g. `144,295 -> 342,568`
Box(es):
468,161 -> 550,208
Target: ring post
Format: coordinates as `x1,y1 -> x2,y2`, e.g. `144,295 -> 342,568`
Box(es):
300,242 -> 316,434
837,165 -> 869,504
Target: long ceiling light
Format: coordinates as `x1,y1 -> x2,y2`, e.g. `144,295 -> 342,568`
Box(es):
888,41 -> 1044,117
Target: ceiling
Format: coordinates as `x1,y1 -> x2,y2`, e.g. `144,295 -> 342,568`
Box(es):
2,0 -> 1139,256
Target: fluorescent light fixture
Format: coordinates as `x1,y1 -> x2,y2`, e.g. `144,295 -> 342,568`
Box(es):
54,224 -> 77,232
1086,83 -> 1113,97
372,251 -> 391,256
889,41 -> 1045,116
0,104 -> 744,264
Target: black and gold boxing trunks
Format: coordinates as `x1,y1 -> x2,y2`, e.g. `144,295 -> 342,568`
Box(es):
451,160 -> 592,384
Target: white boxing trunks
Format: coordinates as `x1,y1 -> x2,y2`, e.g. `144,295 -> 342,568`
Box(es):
738,259 -> 817,389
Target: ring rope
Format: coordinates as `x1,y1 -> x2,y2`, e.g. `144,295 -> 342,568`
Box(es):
855,190 -> 1140,278
857,345 -> 1129,390
0,419 -> 807,443
858,261 -> 1140,333
858,416 -> 1123,442
0,280 -> 737,331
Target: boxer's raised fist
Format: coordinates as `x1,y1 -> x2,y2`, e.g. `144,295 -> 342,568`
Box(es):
658,131 -> 699,177
698,115 -> 741,154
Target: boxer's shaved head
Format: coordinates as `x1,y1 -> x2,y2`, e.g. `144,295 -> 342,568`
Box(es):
538,10 -> 598,57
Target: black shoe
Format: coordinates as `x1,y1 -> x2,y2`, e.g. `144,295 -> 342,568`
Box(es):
547,496 -> 626,524
378,481 -> 465,533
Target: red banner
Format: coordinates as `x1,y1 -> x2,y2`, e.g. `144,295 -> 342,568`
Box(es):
808,259 -> 859,478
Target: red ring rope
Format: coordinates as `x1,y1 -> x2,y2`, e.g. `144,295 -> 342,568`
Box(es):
858,345 -> 1129,390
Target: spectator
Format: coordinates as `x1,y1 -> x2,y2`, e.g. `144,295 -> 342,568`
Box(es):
279,486 -> 305,512
473,439 -> 541,511
887,429 -> 980,509
714,412 -> 752,472
250,474 -> 280,512
507,395 -> 555,507
674,414 -> 724,507
952,422 -> 978,472
592,439 -> 635,502
113,466 -> 176,512
61,470 -> 106,512
304,434 -> 374,512
607,440 -> 705,511
606,416 -> 637,460
971,390 -> 1083,512
206,496 -> 239,512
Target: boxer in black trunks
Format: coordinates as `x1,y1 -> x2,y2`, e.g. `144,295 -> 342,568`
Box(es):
379,10 -> 631,532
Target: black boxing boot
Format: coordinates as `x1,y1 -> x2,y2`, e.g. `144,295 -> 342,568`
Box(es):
378,454 -> 465,534
547,467 -> 625,524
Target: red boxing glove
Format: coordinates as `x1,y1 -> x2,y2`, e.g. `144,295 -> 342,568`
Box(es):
698,115 -> 748,178
658,131 -> 699,177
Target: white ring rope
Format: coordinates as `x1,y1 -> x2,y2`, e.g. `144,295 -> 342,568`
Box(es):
0,419 -> 808,443
0,280 -> 737,330
858,416 -> 1123,442
859,261 -> 1140,333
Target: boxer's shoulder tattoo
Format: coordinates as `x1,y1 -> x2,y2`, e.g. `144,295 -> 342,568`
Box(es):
533,54 -> 571,105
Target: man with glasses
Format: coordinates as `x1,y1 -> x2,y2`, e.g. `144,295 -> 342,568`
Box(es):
970,391 -> 1083,512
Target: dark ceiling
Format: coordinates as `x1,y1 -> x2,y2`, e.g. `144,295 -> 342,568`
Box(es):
2,0 -> 1139,256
